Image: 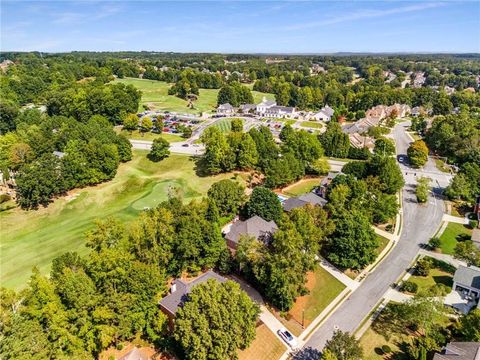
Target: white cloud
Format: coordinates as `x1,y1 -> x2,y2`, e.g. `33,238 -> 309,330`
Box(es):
284,2 -> 447,30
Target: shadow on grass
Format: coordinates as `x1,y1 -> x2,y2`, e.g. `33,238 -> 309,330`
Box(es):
191,155 -> 211,177
432,275 -> 453,287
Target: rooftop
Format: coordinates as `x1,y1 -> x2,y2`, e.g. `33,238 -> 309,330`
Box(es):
433,342 -> 480,360
225,215 -> 278,246
159,270 -> 227,316
283,192 -> 328,212
453,265 -> 480,290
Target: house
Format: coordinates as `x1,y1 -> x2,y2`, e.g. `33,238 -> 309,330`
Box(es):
159,270 -> 227,325
217,103 -> 234,115
282,192 -> 328,212
312,105 -> 334,122
348,133 -> 375,150
53,151 -> 66,159
316,172 -> 341,198
433,342 -> 480,360
474,196 -> 480,224
264,105 -> 296,119
239,103 -> 257,114
472,228 -> 480,250
224,215 -> 278,250
413,72 -> 426,88
118,347 -> 151,360
452,265 -> 480,301
411,106 -> 422,117
256,96 -> 277,115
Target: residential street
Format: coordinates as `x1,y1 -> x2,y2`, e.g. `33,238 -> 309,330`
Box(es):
301,121 -> 446,352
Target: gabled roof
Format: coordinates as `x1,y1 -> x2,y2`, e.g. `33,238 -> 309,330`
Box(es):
433,342 -> 480,360
225,215 -> 278,245
320,105 -> 334,117
159,270 -> 227,316
119,347 -> 150,360
218,103 -> 233,110
453,265 -> 480,290
283,192 -> 328,212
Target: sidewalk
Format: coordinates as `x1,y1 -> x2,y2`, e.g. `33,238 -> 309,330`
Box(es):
442,214 -> 469,225
419,249 -> 466,268
319,258 -> 359,290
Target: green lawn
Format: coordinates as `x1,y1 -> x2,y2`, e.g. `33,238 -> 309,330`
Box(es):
435,159 -> 451,173
1,151 -> 240,289
375,235 -> 390,256
113,77 -> 274,114
439,222 -> 472,254
211,118 -> 233,133
360,326 -> 408,360
282,178 -> 322,197
300,121 -> 323,129
118,129 -> 184,143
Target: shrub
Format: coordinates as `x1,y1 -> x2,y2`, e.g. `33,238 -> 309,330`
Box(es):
401,280 -> 418,294
382,345 -> 392,354
0,194 -> 11,204
416,258 -> 432,277
429,237 -> 441,249
469,220 -> 478,229
427,283 -> 449,296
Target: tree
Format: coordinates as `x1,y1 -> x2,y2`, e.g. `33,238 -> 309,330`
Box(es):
140,116 -> 153,133
217,85 -> 237,107
181,126 -> 193,138
207,179 -> 245,217
369,156 -> 405,194
309,157 -> 330,175
231,118 -> 243,132
324,330 -> 363,360
201,126 -> 234,174
123,113 -> 139,131
148,137 -> 170,161
374,137 -> 396,157
327,210 -> 378,269
321,349 -> 339,360
174,280 -> 260,360
8,142 -> 33,170
416,177 -> 431,203
235,133 -> 258,170
320,121 -> 350,158
454,241 -> 480,267
408,140 -> 429,168
245,186 -> 283,222
459,308 -> 480,341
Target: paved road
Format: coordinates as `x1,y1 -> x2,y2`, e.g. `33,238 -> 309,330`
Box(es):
302,122 -> 446,352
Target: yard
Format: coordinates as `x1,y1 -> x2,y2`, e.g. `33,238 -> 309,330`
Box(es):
211,118 -> 233,133
281,177 -> 322,197
1,151 -> 241,289
360,326 -> 408,360
300,121 -> 323,129
237,323 -> 286,360
438,222 -> 472,255
406,257 -> 455,294
113,78 -> 274,114
272,267 -> 346,336
117,129 -> 184,142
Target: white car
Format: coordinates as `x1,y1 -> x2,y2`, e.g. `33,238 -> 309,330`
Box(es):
278,328 -> 298,349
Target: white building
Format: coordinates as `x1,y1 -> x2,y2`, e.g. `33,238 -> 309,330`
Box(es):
312,105 -> 334,122
264,106 -> 296,119
256,96 -> 277,115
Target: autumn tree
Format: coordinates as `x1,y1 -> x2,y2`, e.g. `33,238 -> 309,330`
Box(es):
407,140 -> 429,168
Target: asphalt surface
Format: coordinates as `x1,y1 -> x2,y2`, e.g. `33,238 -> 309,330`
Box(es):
302,121 -> 447,351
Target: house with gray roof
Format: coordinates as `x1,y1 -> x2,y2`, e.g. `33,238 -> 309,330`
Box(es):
264,105 -> 297,119
224,215 -> 278,250
453,265 -> 480,302
312,105 -> 335,122
217,103 -> 234,115
239,103 -> 257,114
283,192 -> 328,212
433,342 -> 480,360
159,270 -> 227,324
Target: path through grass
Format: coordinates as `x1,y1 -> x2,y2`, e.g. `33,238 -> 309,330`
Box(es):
1,151 -> 238,289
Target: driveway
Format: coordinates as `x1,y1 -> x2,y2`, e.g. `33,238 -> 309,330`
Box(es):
301,122 -> 446,351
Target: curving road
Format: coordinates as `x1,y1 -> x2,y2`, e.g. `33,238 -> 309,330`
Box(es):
302,121 -> 449,351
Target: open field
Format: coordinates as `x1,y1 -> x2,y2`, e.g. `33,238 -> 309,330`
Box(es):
113,78 -> 274,114
281,177 -> 322,197
272,267 -> 346,336
117,129 -> 184,142
300,121 -> 323,129
1,151 -> 240,289
238,323 -> 286,360
438,222 -> 472,254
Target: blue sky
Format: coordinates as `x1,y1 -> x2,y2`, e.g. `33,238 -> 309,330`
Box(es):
1,1 -> 479,53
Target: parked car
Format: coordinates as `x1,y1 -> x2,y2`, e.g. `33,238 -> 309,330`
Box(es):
278,328 -> 298,349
